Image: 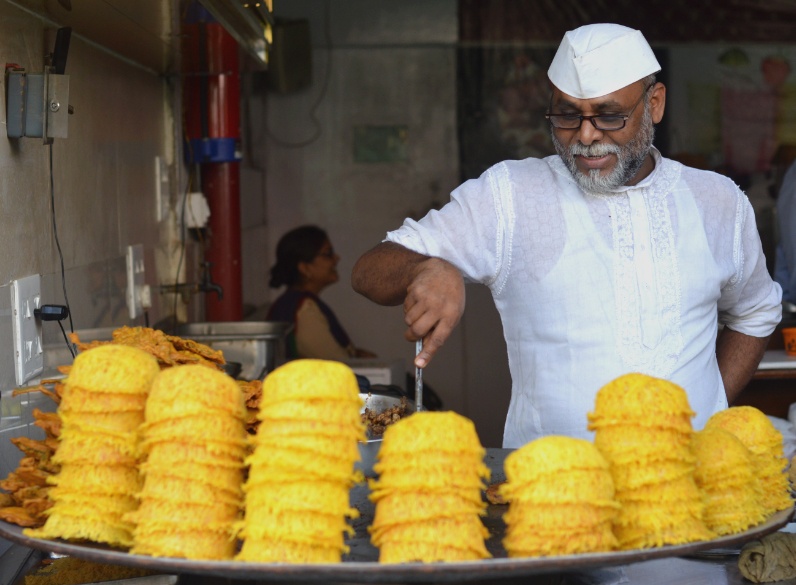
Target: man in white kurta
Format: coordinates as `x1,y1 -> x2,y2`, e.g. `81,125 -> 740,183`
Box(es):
351,23 -> 782,448
383,148 -> 780,446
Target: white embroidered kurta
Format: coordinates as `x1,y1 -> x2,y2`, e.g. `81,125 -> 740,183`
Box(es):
386,150 -> 782,448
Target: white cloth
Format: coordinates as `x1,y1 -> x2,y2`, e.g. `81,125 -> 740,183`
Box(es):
386,150 -> 782,448
775,160 -> 796,302
548,24 -> 660,99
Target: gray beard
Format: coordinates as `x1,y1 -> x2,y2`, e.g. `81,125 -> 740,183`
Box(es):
552,105 -> 656,194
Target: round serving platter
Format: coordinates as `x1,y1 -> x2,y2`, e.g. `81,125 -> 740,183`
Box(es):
2,448 -> 792,583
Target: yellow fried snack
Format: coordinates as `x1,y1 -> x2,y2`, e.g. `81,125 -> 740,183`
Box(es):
237,537 -> 345,564
500,436 -> 619,557
260,359 -> 361,403
130,528 -> 236,560
24,346 -> 158,547
586,373 -> 714,550
236,359 -> 365,564
145,365 -> 246,422
704,407 -> 793,515
377,411 -> 485,458
368,411 -> 490,563
588,372 -> 695,423
132,364 -> 247,560
64,344 -> 160,394
691,427 -> 767,533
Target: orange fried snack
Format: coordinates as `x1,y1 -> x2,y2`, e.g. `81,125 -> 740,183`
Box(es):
69,326 -> 225,370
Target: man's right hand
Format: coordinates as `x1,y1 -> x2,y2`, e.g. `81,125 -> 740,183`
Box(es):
403,257 -> 465,368
351,242 -> 466,369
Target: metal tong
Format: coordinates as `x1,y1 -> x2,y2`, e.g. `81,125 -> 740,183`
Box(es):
415,339 -> 423,412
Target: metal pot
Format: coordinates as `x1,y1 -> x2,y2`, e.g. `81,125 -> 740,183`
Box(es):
356,391 -> 416,477
175,321 -> 292,380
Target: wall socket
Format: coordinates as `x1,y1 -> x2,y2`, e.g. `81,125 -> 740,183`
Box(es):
126,244 -> 146,320
11,274 -> 43,386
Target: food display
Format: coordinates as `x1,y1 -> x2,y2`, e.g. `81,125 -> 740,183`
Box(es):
499,436 -> 620,556
237,359 -> 365,563
368,411 -> 491,563
691,427 -> 768,535
0,409 -> 60,527
26,345 -> 160,547
705,406 -> 794,515
0,355 -> 793,576
129,365 -> 248,560
587,373 -> 714,549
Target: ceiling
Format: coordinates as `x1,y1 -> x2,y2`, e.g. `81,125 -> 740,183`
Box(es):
459,0 -> 796,44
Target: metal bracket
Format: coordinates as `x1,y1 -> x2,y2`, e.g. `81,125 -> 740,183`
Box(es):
6,67 -> 71,143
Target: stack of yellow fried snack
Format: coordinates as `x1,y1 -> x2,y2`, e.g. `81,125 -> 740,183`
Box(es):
25,345 -> 160,548
368,411 -> 491,563
704,406 -> 793,516
587,372 -> 713,549
129,364 -> 247,560
236,359 -> 365,563
691,426 -> 767,535
499,435 -> 620,556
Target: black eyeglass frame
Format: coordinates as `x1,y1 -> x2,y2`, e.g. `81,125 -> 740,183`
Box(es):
545,83 -> 655,131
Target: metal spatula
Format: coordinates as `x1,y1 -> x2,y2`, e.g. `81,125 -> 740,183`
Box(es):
415,339 -> 423,412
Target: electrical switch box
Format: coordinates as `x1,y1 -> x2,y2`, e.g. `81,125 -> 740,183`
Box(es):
11,275 -> 43,386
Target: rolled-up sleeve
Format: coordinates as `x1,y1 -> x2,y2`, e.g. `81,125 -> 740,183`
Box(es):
718,195 -> 782,336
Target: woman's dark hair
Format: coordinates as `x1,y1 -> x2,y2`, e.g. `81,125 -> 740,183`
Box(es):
269,225 -> 329,288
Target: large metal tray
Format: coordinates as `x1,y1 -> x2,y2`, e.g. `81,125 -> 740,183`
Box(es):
0,449 -> 792,583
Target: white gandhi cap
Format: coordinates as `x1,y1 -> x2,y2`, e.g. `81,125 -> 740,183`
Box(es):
548,23 -> 661,99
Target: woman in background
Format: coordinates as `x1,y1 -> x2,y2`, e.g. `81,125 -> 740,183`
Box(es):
266,225 -> 377,361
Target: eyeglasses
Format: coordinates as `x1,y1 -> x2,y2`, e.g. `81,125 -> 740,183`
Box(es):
545,84 -> 653,131
316,248 -> 335,258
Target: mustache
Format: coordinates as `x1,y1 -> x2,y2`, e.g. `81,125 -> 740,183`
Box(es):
569,143 -> 621,157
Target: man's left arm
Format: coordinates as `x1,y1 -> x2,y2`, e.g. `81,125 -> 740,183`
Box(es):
716,326 -> 771,403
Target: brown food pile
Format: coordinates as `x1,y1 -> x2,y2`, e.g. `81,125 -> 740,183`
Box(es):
0,408 -> 61,527
361,396 -> 409,437
69,326 -> 225,370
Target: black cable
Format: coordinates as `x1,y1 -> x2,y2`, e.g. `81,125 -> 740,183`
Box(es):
49,143 -> 76,353
58,320 -> 75,359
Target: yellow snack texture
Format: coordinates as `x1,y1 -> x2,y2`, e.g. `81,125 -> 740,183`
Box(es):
369,410 -> 491,563
501,436 -> 620,557
237,359 -> 364,563
704,406 -> 793,516
23,345 -> 158,548
145,364 -> 247,422
131,364 -> 247,560
589,373 -> 713,550
64,344 -> 160,394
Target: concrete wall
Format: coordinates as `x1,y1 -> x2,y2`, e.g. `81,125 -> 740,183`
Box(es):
0,1 -> 176,554
242,0 -> 513,448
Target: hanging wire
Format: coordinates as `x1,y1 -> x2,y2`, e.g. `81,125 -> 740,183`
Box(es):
49,143 -> 76,356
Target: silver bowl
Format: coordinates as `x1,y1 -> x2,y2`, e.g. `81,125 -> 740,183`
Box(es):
356,392 -> 417,477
